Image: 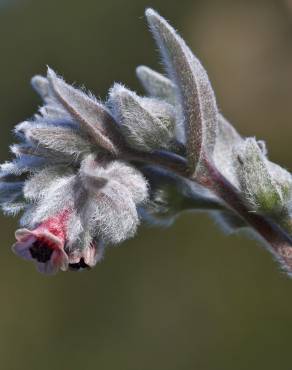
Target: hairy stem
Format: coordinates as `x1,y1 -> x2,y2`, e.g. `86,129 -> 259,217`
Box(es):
128,148 -> 292,274
198,157 -> 292,274
124,149 -> 190,176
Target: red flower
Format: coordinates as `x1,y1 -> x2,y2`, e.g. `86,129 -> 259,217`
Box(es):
12,210 -> 70,274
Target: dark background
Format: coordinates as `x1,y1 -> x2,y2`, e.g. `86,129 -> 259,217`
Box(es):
1,0 -> 292,369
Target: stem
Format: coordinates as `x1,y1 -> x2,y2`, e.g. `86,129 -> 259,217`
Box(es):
198,158 -> 292,274
124,149 -> 189,176
125,147 -> 292,274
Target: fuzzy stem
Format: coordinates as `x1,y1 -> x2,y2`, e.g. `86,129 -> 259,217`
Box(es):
124,149 -> 190,176
127,148 -> 292,274
198,158 -> 292,274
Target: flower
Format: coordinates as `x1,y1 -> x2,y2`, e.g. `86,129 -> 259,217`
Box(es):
0,65 -> 149,274
67,242 -> 104,271
12,210 -> 70,274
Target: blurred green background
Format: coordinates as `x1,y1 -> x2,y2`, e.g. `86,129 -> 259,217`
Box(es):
1,0 -> 292,369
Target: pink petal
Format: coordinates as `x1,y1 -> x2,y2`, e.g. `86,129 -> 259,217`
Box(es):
15,228 -> 34,242
12,242 -> 34,261
36,250 -> 68,275
51,249 -> 69,271
84,243 -> 105,267
36,261 -> 58,275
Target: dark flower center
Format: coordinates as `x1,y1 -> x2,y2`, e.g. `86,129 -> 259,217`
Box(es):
69,258 -> 89,271
29,240 -> 53,263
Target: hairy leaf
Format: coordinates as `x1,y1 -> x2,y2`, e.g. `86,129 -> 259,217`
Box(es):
136,65 -> 176,104
145,9 -> 218,174
47,68 -> 120,154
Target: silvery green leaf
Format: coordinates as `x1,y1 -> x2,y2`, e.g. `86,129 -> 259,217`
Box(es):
31,75 -> 72,121
80,180 -> 139,245
75,155 -> 149,244
108,84 -> 175,151
26,174 -> 77,226
15,119 -> 79,139
136,65 -> 176,104
136,66 -> 186,144
10,143 -> 74,165
0,178 -> 26,216
104,161 -> 148,204
257,140 -> 268,156
23,166 -> 74,201
65,211 -> 88,251
145,9 -> 218,173
78,154 -> 108,193
31,75 -> 50,101
79,155 -> 148,205
1,202 -> 26,216
13,120 -> 88,164
235,138 -> 285,214
46,68 -> 120,154
0,181 -> 23,204
267,161 -> 292,200
39,105 -> 71,121
21,123 -> 92,159
140,97 -> 175,130
213,115 -> 243,187
0,155 -> 52,176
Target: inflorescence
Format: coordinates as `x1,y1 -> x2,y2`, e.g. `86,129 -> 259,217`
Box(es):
1,9 -> 292,275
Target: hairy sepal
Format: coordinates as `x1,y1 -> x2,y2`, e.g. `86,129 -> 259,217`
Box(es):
75,155 -> 148,244
108,84 -> 175,151
235,138 -> 288,215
